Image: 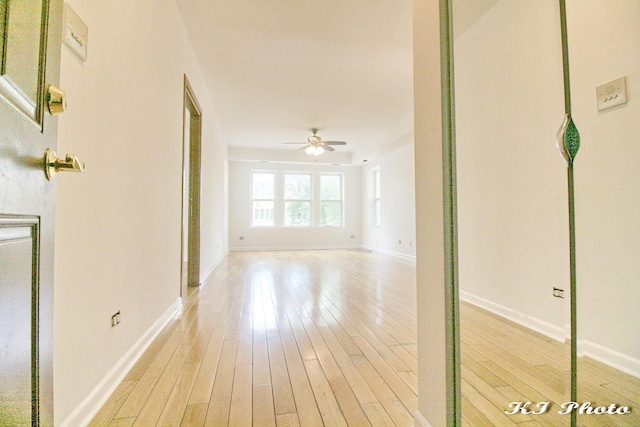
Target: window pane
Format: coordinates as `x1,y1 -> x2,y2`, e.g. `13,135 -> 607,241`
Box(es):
284,201 -> 311,226
284,174 -> 310,199
374,170 -> 381,198
252,173 -> 274,199
320,175 -> 341,200
321,201 -> 342,226
252,201 -> 274,226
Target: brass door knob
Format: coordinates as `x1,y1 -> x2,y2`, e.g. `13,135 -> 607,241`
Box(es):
44,148 -> 85,180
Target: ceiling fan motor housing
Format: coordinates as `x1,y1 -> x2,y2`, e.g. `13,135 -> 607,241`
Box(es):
308,135 -> 321,145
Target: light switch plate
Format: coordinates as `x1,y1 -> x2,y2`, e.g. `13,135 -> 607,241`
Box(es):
62,3 -> 88,61
596,77 -> 627,111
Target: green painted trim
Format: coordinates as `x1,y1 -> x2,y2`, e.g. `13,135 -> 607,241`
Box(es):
558,2 -> 578,426
559,0 -> 572,115
439,0 -> 461,425
1,0 -> 8,74
568,165 -> 578,427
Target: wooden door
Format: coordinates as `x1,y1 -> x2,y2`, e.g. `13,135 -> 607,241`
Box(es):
180,77 -> 201,301
0,0 -> 62,425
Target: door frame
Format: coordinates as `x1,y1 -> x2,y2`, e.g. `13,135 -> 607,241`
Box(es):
180,76 -> 202,301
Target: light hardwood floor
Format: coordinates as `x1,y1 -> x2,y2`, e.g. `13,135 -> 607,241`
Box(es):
460,302 -> 639,427
89,250 -> 638,426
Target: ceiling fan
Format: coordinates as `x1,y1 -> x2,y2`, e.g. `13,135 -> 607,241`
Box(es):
283,128 -> 347,156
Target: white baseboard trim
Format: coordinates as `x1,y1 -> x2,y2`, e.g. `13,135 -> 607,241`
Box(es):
460,290 -> 565,342
461,290 -> 640,380
414,410 -> 434,427
200,250 -> 229,285
228,245 -> 417,263
578,340 -> 640,379
375,247 -> 416,262
60,298 -> 182,427
229,244 -> 361,251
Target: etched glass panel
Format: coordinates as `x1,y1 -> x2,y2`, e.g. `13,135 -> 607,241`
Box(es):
453,1 -> 572,424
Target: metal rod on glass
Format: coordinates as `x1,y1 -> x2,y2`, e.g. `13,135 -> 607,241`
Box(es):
557,1 -> 579,426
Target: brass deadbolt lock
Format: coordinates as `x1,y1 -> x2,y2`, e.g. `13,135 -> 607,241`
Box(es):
47,85 -> 67,115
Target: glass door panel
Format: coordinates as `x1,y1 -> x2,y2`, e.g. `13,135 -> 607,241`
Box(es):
453,1 -> 571,424
568,2 -> 640,426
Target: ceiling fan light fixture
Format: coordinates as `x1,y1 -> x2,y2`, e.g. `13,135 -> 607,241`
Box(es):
305,145 -> 324,156
288,129 -> 345,156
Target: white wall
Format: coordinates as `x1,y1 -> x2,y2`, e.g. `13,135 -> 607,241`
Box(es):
567,0 -> 640,371
361,134 -> 416,260
455,0 -> 640,374
54,0 -> 228,423
229,161 -> 362,250
455,0 -> 568,339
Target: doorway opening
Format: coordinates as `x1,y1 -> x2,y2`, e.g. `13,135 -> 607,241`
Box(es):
181,76 -> 202,301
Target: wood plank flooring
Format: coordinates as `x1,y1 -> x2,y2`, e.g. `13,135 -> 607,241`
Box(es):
89,250 -> 639,426
461,302 -> 640,427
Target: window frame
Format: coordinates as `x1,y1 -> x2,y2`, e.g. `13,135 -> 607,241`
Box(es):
319,173 -> 344,227
250,170 -> 346,228
373,168 -> 381,227
283,172 -> 313,227
250,171 -> 276,227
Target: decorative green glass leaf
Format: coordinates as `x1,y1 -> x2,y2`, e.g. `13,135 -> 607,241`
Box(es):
556,115 -> 580,165
565,118 -> 580,159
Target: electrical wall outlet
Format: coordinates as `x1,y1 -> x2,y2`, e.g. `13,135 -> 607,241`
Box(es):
111,311 -> 121,327
553,288 -> 565,298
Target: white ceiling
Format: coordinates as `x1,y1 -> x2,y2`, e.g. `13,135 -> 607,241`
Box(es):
174,0 -> 498,164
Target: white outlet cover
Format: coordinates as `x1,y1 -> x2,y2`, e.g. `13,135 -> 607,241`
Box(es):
596,76 -> 627,111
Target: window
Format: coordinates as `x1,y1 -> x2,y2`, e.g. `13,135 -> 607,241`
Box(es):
250,170 -> 345,228
251,172 -> 275,226
373,168 -> 381,227
284,173 -> 311,226
320,174 -> 342,226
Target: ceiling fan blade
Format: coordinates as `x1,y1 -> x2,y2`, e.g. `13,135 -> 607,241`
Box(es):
285,131 -> 345,153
